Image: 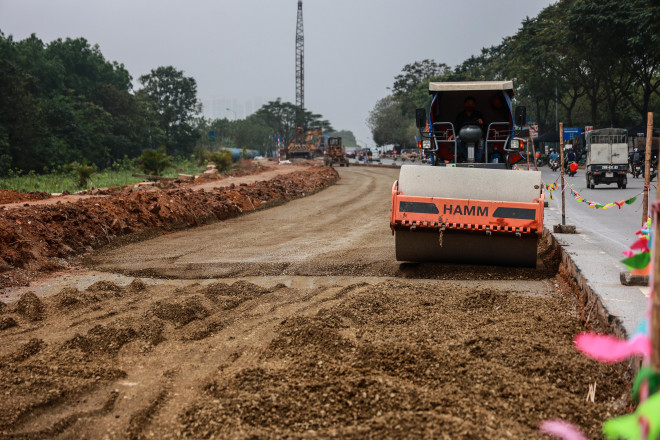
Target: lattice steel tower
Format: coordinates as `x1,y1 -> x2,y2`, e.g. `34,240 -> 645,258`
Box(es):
295,0 -> 304,111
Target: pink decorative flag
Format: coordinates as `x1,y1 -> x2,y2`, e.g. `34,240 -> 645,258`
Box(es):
539,420 -> 588,440
574,332 -> 651,363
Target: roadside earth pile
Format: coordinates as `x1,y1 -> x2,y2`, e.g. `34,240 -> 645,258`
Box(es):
0,166 -> 338,288
0,190 -> 51,204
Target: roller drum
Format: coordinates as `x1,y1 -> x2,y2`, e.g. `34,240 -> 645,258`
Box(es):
394,165 -> 541,267
395,230 -> 538,267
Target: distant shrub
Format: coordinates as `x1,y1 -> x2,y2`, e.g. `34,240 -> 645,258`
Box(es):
208,150 -> 233,172
67,162 -> 96,188
138,146 -> 173,176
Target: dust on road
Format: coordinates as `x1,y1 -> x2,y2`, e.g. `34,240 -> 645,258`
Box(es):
1,166 -> 629,439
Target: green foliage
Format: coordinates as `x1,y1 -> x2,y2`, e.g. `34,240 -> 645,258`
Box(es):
371,0 -> 660,139
208,150 -> 233,172
193,146 -> 210,166
67,162 -> 96,188
0,156 -> 204,193
254,99 -> 333,147
0,32 -> 160,176
138,66 -> 201,156
325,130 -> 357,146
367,96 -> 416,148
138,146 -> 174,176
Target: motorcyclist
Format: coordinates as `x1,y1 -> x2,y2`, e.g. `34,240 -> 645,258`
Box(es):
565,147 -> 576,165
549,149 -> 559,162
630,148 -> 641,176
631,148 -> 640,164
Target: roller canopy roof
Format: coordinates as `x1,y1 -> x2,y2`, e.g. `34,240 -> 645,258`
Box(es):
428,81 -> 514,92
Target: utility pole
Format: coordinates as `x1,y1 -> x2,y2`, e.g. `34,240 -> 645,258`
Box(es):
555,84 -> 559,133
649,112 -> 660,372
643,113 -> 653,226
295,1 -> 304,112
560,122 -> 566,226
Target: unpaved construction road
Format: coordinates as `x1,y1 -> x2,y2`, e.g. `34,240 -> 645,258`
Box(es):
1,166 -> 629,439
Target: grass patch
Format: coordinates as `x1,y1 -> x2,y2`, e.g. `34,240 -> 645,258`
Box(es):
0,157 -> 206,194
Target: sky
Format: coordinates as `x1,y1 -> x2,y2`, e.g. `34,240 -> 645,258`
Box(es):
0,0 -> 555,147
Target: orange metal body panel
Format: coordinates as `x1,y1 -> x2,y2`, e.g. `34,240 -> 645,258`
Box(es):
390,181 -> 544,236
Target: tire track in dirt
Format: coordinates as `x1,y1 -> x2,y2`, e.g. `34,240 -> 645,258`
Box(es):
1,279 -> 363,438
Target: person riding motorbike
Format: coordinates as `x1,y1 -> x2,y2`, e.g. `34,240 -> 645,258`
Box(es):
630,148 -> 642,178
564,147 -> 577,176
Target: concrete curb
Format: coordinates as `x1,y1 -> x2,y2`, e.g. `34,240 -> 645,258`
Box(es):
545,228 -> 628,339
349,161 -> 401,169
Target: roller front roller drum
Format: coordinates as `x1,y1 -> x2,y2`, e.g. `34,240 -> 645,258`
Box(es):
395,230 -> 538,268
392,165 -> 543,268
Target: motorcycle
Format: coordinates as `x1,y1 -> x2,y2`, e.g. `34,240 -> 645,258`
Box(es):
549,158 -> 559,172
631,161 -> 642,178
564,161 -> 577,177
640,158 -> 657,181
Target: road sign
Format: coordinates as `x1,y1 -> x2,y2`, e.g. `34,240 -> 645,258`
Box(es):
529,123 -> 539,139
562,127 -> 582,141
585,126 -> 594,133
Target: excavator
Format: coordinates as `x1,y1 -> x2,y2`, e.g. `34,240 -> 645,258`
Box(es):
390,81 -> 544,267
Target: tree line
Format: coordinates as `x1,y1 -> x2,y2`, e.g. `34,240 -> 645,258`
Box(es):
0,31 -> 351,178
0,32 -> 204,177
369,0 -> 660,148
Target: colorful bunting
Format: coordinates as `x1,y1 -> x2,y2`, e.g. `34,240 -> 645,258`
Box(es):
541,181 -> 641,210
540,218 -> 658,440
602,393 -> 660,440
574,332 -> 651,363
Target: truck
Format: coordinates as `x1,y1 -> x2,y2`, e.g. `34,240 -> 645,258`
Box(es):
324,137 -> 349,167
584,128 -> 628,189
390,81 -> 544,267
284,127 -> 324,160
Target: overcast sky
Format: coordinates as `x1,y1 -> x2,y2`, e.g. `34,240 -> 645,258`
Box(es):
0,0 -> 555,147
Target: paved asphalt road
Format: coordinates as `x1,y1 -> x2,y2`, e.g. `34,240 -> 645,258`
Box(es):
541,166 -> 657,256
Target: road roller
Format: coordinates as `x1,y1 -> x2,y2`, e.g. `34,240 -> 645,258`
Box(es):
390,81 -> 544,267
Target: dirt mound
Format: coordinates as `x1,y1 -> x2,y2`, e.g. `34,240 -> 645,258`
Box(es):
0,166 -> 338,288
138,319 -> 166,346
64,324 -> 139,355
202,281 -> 271,310
0,316 -> 18,330
461,289 -> 509,310
0,189 -> 51,205
55,287 -> 88,309
268,314 -> 352,359
151,296 -> 210,327
126,278 -> 147,292
7,338 -> 46,362
14,291 -> 45,320
85,280 -> 122,293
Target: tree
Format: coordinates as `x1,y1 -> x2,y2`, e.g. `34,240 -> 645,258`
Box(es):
254,99 -> 333,147
367,96 -> 416,148
393,60 -> 452,114
138,66 -> 201,156
325,130 -> 357,146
